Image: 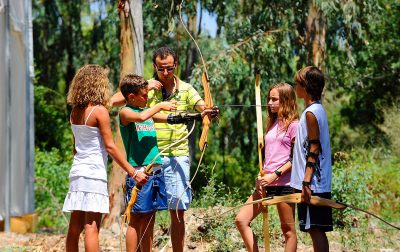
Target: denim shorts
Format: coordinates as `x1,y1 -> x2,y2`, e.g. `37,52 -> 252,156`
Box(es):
161,156 -> 191,210
125,168 -> 168,213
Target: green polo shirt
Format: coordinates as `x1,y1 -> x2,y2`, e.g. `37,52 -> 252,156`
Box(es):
147,77 -> 202,156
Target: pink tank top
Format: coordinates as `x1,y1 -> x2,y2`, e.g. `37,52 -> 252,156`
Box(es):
263,119 -> 298,186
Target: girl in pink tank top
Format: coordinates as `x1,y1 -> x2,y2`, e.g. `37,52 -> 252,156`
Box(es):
236,83 -> 299,252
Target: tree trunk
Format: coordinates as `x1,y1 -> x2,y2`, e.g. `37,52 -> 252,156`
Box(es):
306,0 -> 326,103
103,0 -> 143,228
306,0 -> 326,69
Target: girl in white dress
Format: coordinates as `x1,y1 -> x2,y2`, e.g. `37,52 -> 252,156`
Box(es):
63,65 -> 148,252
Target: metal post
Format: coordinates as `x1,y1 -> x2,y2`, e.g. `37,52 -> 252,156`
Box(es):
5,0 -> 11,232
28,0 -> 35,214
25,0 -> 35,214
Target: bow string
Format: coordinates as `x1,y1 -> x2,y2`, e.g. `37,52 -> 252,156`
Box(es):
193,193 -> 400,230
120,122 -> 197,252
176,1 -> 215,222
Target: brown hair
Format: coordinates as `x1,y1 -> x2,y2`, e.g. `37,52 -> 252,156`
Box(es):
120,74 -> 149,100
266,83 -> 299,134
294,66 -> 325,101
67,65 -> 111,109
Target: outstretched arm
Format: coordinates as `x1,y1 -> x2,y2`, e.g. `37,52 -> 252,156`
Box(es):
153,108 -> 216,123
96,106 -> 148,186
120,102 -> 177,125
110,92 -> 126,107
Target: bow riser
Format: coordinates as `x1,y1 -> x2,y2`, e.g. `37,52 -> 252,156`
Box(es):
199,72 -> 213,151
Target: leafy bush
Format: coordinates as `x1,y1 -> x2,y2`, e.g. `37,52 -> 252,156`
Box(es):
34,85 -> 73,152
331,151 -> 374,228
378,101 -> 400,157
35,148 -> 73,231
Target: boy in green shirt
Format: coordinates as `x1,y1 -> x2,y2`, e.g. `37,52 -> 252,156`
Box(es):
119,74 -> 215,252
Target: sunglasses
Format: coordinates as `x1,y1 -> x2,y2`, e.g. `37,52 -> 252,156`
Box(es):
155,64 -> 176,73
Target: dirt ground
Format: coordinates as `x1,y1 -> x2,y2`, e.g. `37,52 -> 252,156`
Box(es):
0,211 -> 399,251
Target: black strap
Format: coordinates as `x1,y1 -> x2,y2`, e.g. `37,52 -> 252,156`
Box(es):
308,139 -> 321,145
167,113 -> 202,124
306,161 -> 317,167
289,142 -> 294,163
308,151 -> 319,158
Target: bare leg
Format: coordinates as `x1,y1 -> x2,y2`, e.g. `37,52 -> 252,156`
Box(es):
308,228 -> 329,252
126,212 -> 156,252
276,202 -> 297,252
139,211 -> 156,252
83,212 -> 103,252
66,211 -> 85,252
170,209 -> 185,252
235,191 -> 263,252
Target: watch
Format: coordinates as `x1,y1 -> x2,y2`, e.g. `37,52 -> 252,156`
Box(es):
274,169 -> 282,177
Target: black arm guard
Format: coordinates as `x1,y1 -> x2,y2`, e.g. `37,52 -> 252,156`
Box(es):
305,138 -> 322,182
167,113 -> 202,124
289,142 -> 294,163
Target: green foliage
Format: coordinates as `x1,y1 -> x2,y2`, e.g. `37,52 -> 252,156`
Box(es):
34,85 -> 72,152
35,148 -> 73,231
378,100 -> 400,157
331,151 -> 374,227
369,156 -> 400,223
190,170 -> 245,250
322,0 -> 400,134
33,0 -> 121,92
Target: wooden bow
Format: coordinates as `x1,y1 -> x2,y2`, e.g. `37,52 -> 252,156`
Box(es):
176,1 -> 214,222
193,193 -> 400,230
120,122 -> 196,252
255,70 -> 270,251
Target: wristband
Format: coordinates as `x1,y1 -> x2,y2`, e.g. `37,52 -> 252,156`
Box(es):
132,170 -> 139,179
274,169 -> 282,177
302,181 -> 311,188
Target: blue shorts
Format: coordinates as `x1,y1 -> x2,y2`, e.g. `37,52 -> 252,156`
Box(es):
125,169 -> 168,213
161,156 -> 191,210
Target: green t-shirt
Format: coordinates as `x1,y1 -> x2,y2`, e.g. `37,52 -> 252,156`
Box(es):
119,106 -> 162,166
147,77 -> 202,156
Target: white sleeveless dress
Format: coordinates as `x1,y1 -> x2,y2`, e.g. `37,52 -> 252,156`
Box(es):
62,105 -> 110,214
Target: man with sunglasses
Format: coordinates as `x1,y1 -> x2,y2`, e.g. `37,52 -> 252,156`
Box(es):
111,47 -> 218,252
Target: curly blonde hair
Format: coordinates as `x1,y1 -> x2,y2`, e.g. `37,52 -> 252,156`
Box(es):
67,65 -> 112,108
266,83 -> 299,134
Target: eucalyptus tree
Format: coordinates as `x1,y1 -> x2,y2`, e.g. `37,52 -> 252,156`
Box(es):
187,0 -> 400,193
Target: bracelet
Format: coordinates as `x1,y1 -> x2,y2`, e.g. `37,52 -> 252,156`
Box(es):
132,170 -> 139,179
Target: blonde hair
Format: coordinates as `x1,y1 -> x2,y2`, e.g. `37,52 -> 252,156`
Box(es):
67,65 -> 112,108
266,83 -> 299,134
